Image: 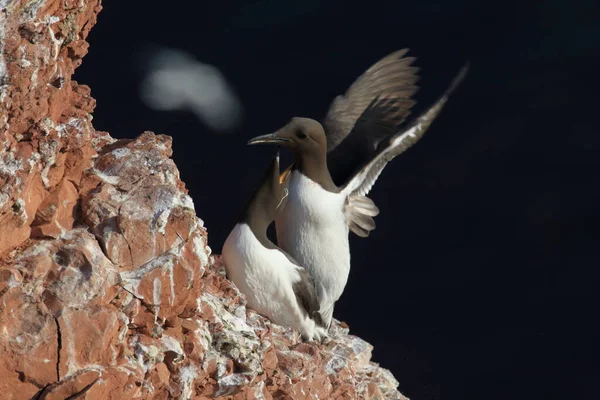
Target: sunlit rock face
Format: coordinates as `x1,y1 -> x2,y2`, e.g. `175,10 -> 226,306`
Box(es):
0,1 -> 407,399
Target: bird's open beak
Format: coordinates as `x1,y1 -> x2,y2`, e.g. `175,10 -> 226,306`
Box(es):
247,133 -> 292,145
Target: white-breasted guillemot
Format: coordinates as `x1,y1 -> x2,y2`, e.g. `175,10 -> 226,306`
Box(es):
247,49 -> 468,327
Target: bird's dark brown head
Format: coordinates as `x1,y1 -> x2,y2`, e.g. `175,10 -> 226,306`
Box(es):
241,150 -> 288,236
247,117 -> 327,156
248,118 -> 335,189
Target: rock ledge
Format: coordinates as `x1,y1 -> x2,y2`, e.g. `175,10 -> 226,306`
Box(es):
0,1 -> 407,399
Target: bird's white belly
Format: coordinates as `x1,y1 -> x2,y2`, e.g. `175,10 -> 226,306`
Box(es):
276,172 -> 350,307
222,224 -> 305,330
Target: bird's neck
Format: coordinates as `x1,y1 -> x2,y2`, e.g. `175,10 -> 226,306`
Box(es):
240,184 -> 278,248
296,149 -> 337,192
243,206 -> 276,249
244,205 -> 270,233
245,221 -> 273,249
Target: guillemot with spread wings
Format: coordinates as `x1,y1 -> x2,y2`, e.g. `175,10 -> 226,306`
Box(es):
247,49 -> 469,328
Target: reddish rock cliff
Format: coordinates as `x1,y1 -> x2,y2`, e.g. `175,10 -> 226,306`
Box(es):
0,1 -> 407,399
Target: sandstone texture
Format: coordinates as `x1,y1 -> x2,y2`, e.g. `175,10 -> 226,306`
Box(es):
0,1 -> 407,399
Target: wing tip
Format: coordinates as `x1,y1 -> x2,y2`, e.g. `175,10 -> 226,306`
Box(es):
447,62 -> 470,97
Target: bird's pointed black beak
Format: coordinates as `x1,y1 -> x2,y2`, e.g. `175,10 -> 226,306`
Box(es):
247,133 -> 292,145
273,148 -> 281,174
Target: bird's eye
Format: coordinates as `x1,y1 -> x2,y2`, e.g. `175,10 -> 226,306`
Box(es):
296,131 -> 307,140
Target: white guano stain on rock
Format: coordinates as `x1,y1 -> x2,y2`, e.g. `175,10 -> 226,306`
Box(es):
178,365 -> 197,400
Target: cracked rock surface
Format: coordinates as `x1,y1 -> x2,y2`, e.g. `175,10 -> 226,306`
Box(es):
0,1 -> 407,399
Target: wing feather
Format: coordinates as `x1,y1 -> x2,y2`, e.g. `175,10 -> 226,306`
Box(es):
344,195 -> 380,237
341,63 -> 470,197
323,49 -> 420,153
278,250 -> 325,327
292,266 -> 325,327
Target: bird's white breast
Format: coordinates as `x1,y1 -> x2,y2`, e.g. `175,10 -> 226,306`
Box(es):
276,171 -> 350,307
222,223 -> 309,331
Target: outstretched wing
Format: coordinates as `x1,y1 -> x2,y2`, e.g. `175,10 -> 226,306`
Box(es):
323,49 -> 420,185
341,63 -> 470,198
